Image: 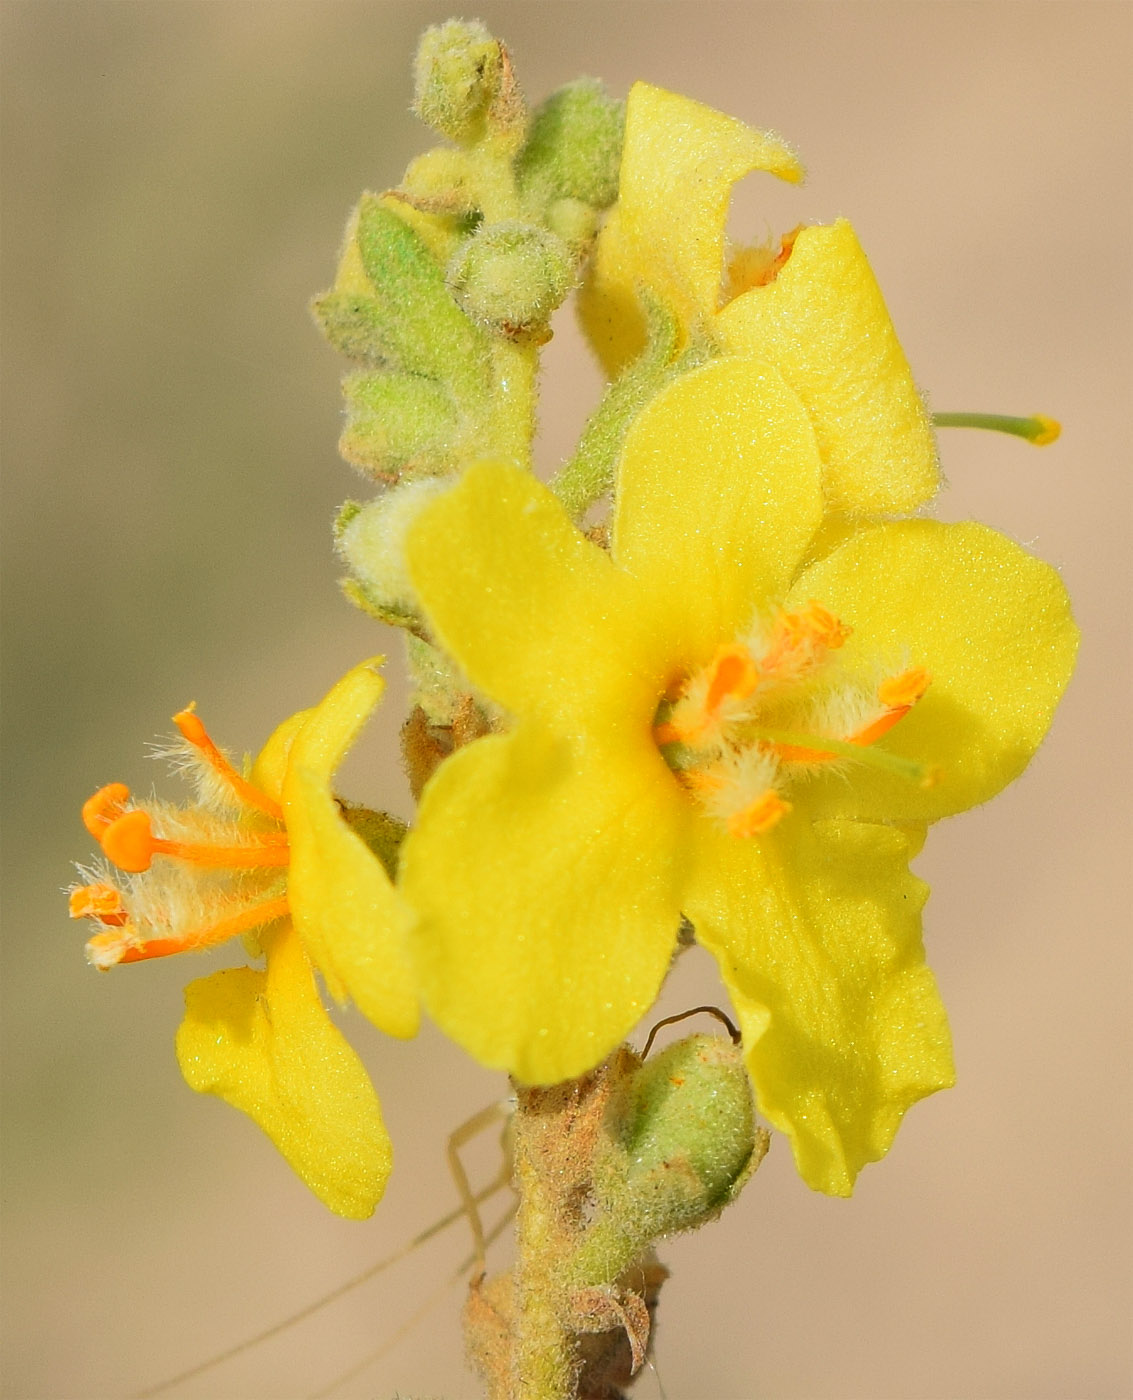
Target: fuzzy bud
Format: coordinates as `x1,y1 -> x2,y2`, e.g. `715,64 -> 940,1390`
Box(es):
413,20 -> 505,146
576,1034 -> 762,1284
336,479 -> 449,616
517,78 -> 624,210
618,1034 -> 757,1225
447,221 -> 574,335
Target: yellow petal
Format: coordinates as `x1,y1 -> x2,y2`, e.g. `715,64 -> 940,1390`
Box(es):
407,462 -> 664,725
251,709 -> 311,806
400,723 -> 686,1085
788,520 -> 1079,823
686,816 -> 954,1196
283,659 -> 418,1038
613,358 -> 824,655
175,922 -> 392,1219
716,220 -> 939,514
579,82 -> 803,375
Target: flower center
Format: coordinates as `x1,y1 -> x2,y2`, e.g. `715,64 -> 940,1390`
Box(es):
71,708 -> 292,968
653,601 -> 932,837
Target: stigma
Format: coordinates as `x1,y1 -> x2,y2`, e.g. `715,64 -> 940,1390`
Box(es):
654,601 -> 932,837
71,708 -> 291,969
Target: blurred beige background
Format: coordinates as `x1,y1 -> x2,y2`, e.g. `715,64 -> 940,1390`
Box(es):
2,3 -> 1129,1397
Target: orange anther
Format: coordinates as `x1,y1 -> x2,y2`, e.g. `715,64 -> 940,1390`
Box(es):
100,809 -> 156,873
879,667 -> 932,711
172,706 -> 208,747
85,928 -> 141,970
173,705 -> 284,821
705,644 -> 760,716
81,783 -> 130,838
727,789 -> 791,839
761,601 -> 851,677
799,601 -> 851,650
69,882 -> 129,925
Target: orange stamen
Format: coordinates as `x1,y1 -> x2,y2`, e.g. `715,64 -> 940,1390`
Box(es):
82,783 -> 130,838
69,882 -> 129,925
100,809 -> 157,872
878,667 -> 931,711
851,668 -> 932,747
760,601 -> 851,677
99,808 -> 290,874
88,895 -> 291,967
725,226 -> 802,298
704,644 -> 760,715
727,789 -> 791,838
173,707 -> 284,821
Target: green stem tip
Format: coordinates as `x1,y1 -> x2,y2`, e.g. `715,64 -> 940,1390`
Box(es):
932,412 -> 1060,446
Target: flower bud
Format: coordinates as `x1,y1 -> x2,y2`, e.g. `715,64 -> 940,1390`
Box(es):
618,1033 -> 758,1230
337,479 -> 450,616
576,1034 -> 763,1285
413,20 -> 504,145
517,79 -> 625,210
447,221 -> 574,335
545,198 -> 600,252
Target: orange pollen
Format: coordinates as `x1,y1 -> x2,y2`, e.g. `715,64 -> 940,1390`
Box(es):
727,789 -> 791,839
850,668 -> 933,748
704,644 -> 761,715
81,783 -> 131,838
98,808 -> 290,875
69,882 -> 129,925
172,706 -> 284,821
878,666 -> 932,710
761,601 -> 851,675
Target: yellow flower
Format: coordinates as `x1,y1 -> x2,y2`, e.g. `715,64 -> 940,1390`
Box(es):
579,82 -> 939,515
70,659 -> 416,1218
399,359 -> 1077,1196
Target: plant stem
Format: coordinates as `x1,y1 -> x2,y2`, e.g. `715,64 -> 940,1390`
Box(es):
509,1081 -> 581,1400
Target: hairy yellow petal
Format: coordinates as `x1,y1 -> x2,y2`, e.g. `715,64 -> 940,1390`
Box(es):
176,922 -> 393,1219
408,462 -> 663,724
717,220 -> 939,514
614,358 -> 824,654
687,817 -> 954,1196
789,520 -> 1079,822
580,82 -> 802,374
283,659 -> 418,1038
401,724 -> 686,1085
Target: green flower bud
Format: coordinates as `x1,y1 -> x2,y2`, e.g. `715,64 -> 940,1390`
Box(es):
447,221 -> 574,335
338,370 -> 459,479
336,478 -> 449,616
619,1034 -> 757,1224
576,1034 -> 763,1285
517,78 -> 625,210
545,197 -> 600,252
413,20 -> 503,145
402,147 -> 479,216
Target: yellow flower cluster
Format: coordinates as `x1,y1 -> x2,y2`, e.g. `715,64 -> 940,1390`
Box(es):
71,82 -> 1077,1210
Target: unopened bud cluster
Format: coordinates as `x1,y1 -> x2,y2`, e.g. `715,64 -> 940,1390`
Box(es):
312,20 -> 624,660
